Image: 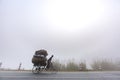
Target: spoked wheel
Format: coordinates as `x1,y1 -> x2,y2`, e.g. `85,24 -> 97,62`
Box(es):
32,66 -> 46,74
32,66 -> 40,74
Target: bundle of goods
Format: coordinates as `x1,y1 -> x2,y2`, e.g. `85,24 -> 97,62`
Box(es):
32,49 -> 48,66
35,49 -> 48,57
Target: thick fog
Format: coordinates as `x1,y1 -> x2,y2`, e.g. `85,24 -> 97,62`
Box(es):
0,0 -> 120,69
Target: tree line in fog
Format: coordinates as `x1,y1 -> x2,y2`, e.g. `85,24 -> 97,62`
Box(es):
52,59 -> 120,71
0,59 -> 120,71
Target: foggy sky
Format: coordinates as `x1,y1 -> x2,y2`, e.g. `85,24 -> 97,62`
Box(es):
0,0 -> 120,69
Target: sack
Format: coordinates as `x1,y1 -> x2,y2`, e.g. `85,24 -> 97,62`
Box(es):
35,49 -> 48,57
32,56 -> 47,66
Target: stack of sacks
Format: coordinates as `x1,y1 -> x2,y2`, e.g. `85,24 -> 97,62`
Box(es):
32,49 -> 48,66
35,49 -> 48,57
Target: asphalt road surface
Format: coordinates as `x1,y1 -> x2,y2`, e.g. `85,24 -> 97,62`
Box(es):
0,71 -> 120,80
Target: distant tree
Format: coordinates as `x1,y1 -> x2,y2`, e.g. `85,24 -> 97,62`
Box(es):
66,61 -> 79,71
115,61 -> 120,70
100,60 -> 117,71
91,60 -> 101,71
79,62 -> 87,71
91,59 -> 118,71
0,62 -> 2,68
52,59 -> 68,71
52,59 -> 62,71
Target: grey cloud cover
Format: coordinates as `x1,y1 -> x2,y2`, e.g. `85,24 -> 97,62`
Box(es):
0,0 -> 120,69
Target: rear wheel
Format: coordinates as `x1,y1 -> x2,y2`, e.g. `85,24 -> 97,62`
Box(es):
32,66 -> 46,74
32,66 -> 39,74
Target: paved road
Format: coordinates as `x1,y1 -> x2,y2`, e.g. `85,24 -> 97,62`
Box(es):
0,71 -> 120,80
